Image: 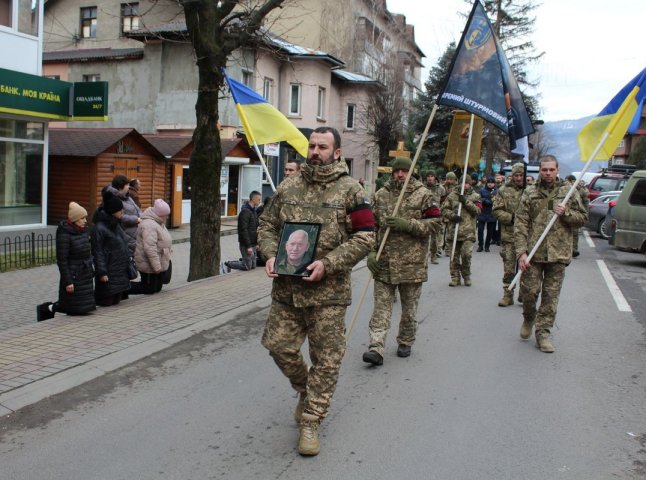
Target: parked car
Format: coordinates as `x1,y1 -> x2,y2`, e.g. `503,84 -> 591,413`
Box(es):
570,171 -> 600,187
585,191 -> 622,239
587,165 -> 635,202
609,170 -> 646,255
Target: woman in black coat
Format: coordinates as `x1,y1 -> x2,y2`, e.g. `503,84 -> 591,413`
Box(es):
37,202 -> 96,321
91,195 -> 132,306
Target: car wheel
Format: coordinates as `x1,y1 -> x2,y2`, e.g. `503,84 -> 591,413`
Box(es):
599,217 -> 611,239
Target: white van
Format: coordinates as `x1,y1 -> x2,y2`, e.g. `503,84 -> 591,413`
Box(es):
570,171 -> 600,187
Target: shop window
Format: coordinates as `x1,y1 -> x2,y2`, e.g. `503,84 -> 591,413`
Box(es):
0,119 -> 45,227
80,6 -> 97,38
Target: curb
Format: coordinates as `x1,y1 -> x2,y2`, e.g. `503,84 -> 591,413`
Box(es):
0,294 -> 271,416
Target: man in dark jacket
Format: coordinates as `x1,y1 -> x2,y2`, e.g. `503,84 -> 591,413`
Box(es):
226,190 -> 262,271
477,177 -> 497,252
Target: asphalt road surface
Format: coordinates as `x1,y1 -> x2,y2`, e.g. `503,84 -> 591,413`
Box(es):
1,237 -> 645,480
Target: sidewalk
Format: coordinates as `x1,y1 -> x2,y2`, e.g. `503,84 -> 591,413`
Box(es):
0,220 -> 272,415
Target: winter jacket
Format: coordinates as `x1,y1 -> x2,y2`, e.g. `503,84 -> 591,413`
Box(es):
514,179 -> 588,264
478,186 -> 497,223
55,220 -> 96,314
237,202 -> 258,248
91,208 -> 131,299
372,178 -> 441,284
258,158 -> 375,308
105,185 -> 141,256
442,186 -> 482,242
493,181 -> 524,243
134,207 -> 172,274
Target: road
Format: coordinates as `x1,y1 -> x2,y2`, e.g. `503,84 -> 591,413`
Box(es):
1,233 -> 645,479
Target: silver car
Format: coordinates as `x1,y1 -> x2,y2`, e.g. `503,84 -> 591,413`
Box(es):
585,191 -> 622,239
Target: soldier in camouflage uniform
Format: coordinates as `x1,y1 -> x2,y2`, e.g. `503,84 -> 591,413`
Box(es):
514,155 -> 587,353
493,163 -> 525,306
442,175 -> 482,286
425,170 -> 446,264
257,127 -> 375,456
566,175 -> 590,257
362,157 -> 442,366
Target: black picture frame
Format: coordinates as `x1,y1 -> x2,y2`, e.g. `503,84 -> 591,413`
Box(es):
273,222 -> 322,277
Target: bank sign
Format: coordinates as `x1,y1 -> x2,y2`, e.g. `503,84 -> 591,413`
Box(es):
0,68 -> 108,121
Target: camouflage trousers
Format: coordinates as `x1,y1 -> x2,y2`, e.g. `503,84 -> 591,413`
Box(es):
499,241 -> 518,288
367,280 -> 422,356
430,223 -> 446,257
519,261 -> 567,332
449,240 -> 473,280
261,300 -> 347,420
572,228 -> 580,253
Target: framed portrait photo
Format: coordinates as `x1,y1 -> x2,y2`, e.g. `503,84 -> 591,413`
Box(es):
273,222 -> 322,277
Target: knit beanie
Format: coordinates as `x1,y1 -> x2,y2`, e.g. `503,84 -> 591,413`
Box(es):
427,169 -> 437,177
446,172 -> 457,180
391,157 -> 412,172
104,195 -> 124,215
68,202 -> 87,222
511,163 -> 525,175
152,199 -> 171,217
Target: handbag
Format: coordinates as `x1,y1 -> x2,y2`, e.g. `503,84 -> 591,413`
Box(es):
127,257 -> 138,280
161,259 -> 172,285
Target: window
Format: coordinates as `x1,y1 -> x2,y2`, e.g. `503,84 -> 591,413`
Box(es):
80,6 -> 97,38
346,104 -> 356,130
629,179 -> 646,206
263,77 -> 273,103
0,119 -> 45,226
1,0 -> 40,36
242,70 -> 253,87
289,84 -> 301,115
317,87 -> 326,119
82,73 -> 101,82
0,0 -> 11,28
120,2 -> 139,34
43,75 -> 61,80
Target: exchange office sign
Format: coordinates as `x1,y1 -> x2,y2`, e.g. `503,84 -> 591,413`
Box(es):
0,67 -> 108,121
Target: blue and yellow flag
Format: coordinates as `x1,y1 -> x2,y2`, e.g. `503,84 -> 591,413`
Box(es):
578,67 -> 646,161
225,75 -> 308,158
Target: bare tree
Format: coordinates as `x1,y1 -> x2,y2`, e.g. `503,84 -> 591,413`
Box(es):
363,63 -> 405,165
180,0 -> 288,281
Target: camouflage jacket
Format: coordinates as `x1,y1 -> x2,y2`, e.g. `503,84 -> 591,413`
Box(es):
493,182 -> 525,243
425,182 -> 446,207
372,178 -> 441,284
577,184 -> 590,210
442,186 -> 481,242
514,179 -> 588,264
257,159 -> 375,307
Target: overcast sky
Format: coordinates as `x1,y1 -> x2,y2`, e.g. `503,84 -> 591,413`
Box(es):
390,0 -> 646,122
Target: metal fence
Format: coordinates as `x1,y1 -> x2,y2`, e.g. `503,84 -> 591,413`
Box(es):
0,233 -> 56,272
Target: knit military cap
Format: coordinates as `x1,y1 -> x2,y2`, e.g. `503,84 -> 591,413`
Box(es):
391,156 -> 412,172
511,163 -> 525,175
426,169 -> 437,177
446,172 -> 458,180
68,202 -> 87,222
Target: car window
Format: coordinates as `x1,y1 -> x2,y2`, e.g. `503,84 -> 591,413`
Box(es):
628,179 -> 646,206
591,177 -> 619,192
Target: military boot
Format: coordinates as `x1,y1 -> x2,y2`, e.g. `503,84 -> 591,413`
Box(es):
498,289 -> 514,307
536,330 -> 555,353
463,276 -> 472,286
294,392 -> 306,424
520,318 -> 534,339
449,277 -> 460,287
298,414 -> 321,456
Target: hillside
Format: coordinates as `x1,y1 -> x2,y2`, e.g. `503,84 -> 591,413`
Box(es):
542,117 -> 609,175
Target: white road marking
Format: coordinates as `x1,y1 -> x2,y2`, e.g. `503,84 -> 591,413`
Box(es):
583,229 -> 595,248
596,259 -> 632,312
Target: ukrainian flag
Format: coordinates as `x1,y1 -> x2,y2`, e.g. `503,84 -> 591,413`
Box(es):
578,67 -> 646,161
225,75 -> 309,158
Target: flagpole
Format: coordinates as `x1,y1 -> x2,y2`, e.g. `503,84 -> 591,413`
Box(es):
450,113 -> 476,261
507,130 -> 610,291
250,141 -> 277,193
346,104 -> 439,339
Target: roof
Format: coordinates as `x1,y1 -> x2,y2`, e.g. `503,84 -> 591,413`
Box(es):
49,128 -> 161,158
143,135 -> 192,158
124,20 -> 188,41
332,70 -> 381,86
265,32 -> 345,67
43,48 -> 144,63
